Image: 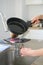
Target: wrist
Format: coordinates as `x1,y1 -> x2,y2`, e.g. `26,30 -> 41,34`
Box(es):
30,50 -> 35,56
28,50 -> 38,56
28,49 -> 35,56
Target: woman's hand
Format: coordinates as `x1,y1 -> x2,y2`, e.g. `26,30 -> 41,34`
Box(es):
31,16 -> 40,24
20,48 -> 34,56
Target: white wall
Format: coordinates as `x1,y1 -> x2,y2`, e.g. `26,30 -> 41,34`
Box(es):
0,0 -> 24,39
0,0 -> 24,20
27,5 -> 43,20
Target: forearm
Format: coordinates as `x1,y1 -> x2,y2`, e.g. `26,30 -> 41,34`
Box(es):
20,48 -> 43,56
31,48 -> 43,56
39,15 -> 43,19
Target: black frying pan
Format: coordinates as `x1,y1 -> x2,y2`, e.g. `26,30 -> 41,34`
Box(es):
7,17 -> 33,35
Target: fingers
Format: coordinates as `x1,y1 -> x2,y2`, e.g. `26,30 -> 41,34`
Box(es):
20,44 -> 24,49
20,48 -> 24,56
20,48 -> 32,56
31,16 -> 40,24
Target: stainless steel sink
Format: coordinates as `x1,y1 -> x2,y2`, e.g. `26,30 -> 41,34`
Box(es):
6,39 -> 39,65
0,44 -> 10,65
0,39 -> 42,65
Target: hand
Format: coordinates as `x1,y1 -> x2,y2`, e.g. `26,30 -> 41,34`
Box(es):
20,48 -> 33,56
31,16 -> 40,24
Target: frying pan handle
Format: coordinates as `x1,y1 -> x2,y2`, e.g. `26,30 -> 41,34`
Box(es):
26,21 -> 32,28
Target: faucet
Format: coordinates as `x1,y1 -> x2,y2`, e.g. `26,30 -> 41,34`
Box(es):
0,12 -> 8,32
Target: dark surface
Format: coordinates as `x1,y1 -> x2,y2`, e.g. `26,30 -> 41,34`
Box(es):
7,17 -> 28,35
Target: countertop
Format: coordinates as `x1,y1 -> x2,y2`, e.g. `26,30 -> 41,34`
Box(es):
31,56 -> 43,65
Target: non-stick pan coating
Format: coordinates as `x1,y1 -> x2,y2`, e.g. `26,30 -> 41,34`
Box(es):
7,17 -> 28,35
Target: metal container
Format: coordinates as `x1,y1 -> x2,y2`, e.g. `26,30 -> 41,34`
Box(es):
4,39 -> 39,65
